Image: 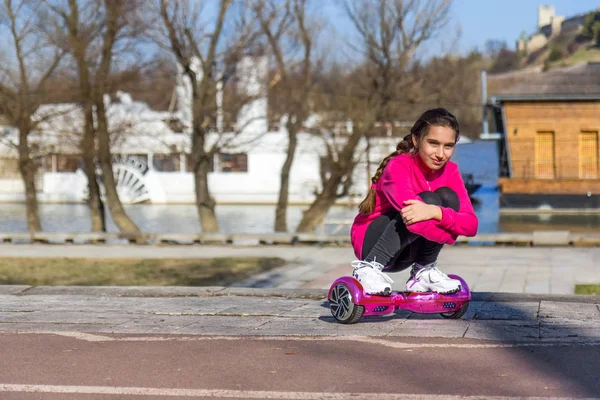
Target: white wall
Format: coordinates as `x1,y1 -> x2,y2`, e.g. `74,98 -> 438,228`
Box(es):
0,179 -> 25,202
41,173 -> 87,203
206,149 -> 321,204
136,149 -> 323,204
0,131 -> 399,205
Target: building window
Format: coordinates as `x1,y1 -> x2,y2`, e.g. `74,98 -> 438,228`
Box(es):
185,154 -> 215,173
579,131 -> 598,179
218,153 -> 248,172
535,131 -> 555,179
43,154 -> 80,173
57,155 -> 80,172
153,153 -> 180,172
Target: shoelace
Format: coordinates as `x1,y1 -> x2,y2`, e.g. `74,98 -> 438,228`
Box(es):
429,265 -> 451,281
412,263 -> 448,279
351,260 -> 394,283
414,264 -> 450,282
351,260 -> 375,270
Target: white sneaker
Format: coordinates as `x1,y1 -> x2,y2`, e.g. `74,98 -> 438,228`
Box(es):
351,260 -> 394,295
405,263 -> 461,294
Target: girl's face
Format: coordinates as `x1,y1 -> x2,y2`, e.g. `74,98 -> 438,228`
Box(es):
412,125 -> 457,171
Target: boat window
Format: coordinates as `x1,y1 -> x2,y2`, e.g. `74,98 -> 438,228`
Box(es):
153,153 -> 180,172
218,153 -> 248,172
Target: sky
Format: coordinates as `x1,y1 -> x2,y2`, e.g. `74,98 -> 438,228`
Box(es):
4,0 -> 597,72
320,0 -> 600,60
133,1 -> 600,65
449,0 -> 599,54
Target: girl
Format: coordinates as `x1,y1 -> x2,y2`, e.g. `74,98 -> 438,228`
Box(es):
350,108 -> 478,295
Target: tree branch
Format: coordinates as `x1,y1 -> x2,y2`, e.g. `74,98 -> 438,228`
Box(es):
204,0 -> 232,79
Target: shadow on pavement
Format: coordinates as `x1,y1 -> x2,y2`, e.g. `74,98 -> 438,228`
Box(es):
318,290 -> 600,396
464,299 -> 600,397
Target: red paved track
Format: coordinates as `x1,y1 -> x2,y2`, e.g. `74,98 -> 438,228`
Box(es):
0,333 -> 598,399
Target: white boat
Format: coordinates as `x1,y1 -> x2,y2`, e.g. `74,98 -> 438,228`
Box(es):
0,57 -> 474,206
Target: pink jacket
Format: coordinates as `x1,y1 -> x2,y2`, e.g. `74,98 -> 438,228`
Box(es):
351,153 -> 478,259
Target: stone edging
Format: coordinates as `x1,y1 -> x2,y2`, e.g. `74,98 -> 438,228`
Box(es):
2,285 -> 599,304
1,230 -> 600,246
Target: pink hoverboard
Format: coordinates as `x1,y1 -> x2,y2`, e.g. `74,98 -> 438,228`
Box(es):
328,274 -> 471,324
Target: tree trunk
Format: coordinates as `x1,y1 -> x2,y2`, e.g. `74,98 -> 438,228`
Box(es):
81,104 -> 106,232
71,18 -> 106,233
295,128 -> 365,233
274,123 -> 299,232
194,158 -> 219,233
95,98 -> 140,234
17,124 -> 42,232
192,126 -> 219,232
294,171 -> 340,233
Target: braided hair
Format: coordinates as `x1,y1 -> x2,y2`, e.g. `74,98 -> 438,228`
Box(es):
357,108 -> 460,215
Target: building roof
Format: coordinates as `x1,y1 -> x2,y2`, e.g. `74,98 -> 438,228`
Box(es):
491,62 -> 600,102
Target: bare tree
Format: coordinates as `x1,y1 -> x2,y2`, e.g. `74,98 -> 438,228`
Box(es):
43,0 -> 106,232
0,0 -> 65,232
415,51 -> 483,137
155,0 -> 258,232
295,0 -> 452,232
253,0 -> 316,232
93,0 -> 142,234
45,0 -> 144,234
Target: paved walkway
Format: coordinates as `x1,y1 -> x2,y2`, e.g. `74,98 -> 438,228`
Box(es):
230,245 -> 600,294
2,243 -> 600,294
0,286 -> 598,399
0,285 -> 599,340
0,243 -> 599,399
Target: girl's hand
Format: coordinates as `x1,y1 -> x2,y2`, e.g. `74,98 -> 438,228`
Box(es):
401,200 -> 442,225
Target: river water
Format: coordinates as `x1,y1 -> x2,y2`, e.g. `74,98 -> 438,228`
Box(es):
1,140 -> 599,234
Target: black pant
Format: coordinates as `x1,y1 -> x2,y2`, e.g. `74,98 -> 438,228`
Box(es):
361,187 -> 460,272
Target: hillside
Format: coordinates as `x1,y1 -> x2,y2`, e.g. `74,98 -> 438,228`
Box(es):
486,9 -> 600,96
527,33 -> 600,71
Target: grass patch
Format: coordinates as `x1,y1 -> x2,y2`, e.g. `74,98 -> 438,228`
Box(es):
0,257 -> 286,287
575,284 -> 600,295
564,47 -> 600,64
548,46 -> 600,69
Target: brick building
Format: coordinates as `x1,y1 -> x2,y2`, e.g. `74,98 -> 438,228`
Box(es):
490,62 -> 600,208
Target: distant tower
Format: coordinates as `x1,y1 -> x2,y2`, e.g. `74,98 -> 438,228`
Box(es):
538,5 -> 555,28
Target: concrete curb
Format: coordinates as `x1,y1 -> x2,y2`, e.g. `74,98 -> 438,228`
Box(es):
469,291 -> 600,304
2,285 -> 599,303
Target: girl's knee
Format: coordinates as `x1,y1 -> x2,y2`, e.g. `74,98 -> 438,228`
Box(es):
435,187 -> 460,211
417,191 -> 442,206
